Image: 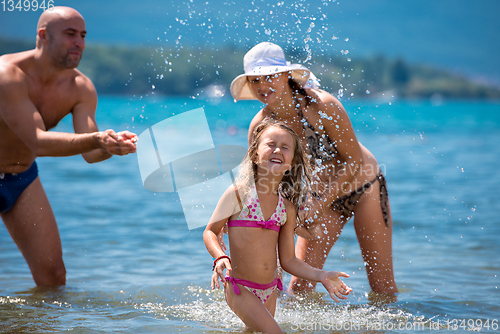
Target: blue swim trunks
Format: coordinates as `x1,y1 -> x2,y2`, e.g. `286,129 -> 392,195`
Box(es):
0,161 -> 38,213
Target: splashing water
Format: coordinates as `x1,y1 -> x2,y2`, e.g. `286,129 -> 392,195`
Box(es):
138,285 -> 440,333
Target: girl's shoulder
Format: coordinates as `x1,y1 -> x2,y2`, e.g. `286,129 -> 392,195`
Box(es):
219,185 -> 244,207
281,195 -> 297,216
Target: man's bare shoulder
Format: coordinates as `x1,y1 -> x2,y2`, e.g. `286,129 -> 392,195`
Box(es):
0,51 -> 95,98
0,50 -> 33,63
73,68 -> 97,99
0,51 -> 33,85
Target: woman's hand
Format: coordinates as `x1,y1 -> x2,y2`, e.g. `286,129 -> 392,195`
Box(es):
299,197 -> 324,223
295,197 -> 327,240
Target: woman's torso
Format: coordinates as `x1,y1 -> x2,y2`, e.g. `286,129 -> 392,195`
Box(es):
263,89 -> 381,191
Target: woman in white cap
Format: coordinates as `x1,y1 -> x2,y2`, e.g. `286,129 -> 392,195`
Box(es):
231,42 -> 397,294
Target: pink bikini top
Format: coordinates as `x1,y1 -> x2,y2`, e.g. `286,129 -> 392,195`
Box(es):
227,186 -> 287,232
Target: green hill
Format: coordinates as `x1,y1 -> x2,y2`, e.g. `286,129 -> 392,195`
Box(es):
2,38 -> 499,100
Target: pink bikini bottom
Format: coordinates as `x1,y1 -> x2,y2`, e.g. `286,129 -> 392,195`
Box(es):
225,276 -> 283,303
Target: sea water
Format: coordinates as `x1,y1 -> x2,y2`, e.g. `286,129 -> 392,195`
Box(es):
1,96 -> 499,333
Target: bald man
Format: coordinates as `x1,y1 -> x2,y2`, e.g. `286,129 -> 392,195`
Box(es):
0,7 -> 137,286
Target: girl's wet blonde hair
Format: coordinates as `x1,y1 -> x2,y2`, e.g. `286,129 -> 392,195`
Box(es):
235,118 -> 313,223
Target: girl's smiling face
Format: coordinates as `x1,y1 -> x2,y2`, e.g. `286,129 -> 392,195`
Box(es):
255,126 -> 295,176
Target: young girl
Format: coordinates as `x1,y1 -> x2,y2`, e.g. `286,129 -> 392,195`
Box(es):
203,119 -> 352,334
231,42 -> 397,295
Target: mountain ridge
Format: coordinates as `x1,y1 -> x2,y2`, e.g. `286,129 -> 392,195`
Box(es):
2,38 -> 498,100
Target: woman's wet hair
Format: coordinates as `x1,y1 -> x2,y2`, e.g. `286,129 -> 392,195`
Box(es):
288,77 -> 313,106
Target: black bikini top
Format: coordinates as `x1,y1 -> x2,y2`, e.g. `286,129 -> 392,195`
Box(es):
294,98 -> 338,164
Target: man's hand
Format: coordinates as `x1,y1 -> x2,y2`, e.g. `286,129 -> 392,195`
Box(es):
99,129 -> 137,155
116,130 -> 138,144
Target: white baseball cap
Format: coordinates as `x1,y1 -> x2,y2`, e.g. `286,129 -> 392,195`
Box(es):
230,42 -> 316,101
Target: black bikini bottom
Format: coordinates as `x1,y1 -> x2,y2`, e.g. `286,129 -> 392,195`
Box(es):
331,173 -> 390,227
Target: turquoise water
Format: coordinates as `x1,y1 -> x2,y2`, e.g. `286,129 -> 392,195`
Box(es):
1,96 -> 499,333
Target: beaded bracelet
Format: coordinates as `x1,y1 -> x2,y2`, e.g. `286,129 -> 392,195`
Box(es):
212,255 -> 231,271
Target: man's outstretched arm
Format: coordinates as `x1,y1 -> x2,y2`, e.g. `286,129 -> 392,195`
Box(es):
0,65 -> 136,160
71,76 -> 137,163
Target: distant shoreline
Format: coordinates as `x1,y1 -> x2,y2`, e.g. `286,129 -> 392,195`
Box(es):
2,38 -> 499,100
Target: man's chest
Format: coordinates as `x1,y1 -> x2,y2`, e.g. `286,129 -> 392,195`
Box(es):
28,83 -> 77,130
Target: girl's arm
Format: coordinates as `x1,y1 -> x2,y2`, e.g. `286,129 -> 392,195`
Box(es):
203,186 -> 241,289
278,202 -> 352,302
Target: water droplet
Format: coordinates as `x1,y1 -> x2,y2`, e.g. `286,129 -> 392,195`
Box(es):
366,90 -> 370,95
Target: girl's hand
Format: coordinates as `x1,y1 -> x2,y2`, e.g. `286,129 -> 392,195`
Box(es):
320,271 -> 352,302
211,258 -> 232,290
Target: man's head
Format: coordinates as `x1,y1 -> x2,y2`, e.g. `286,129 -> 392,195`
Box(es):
36,7 -> 86,69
